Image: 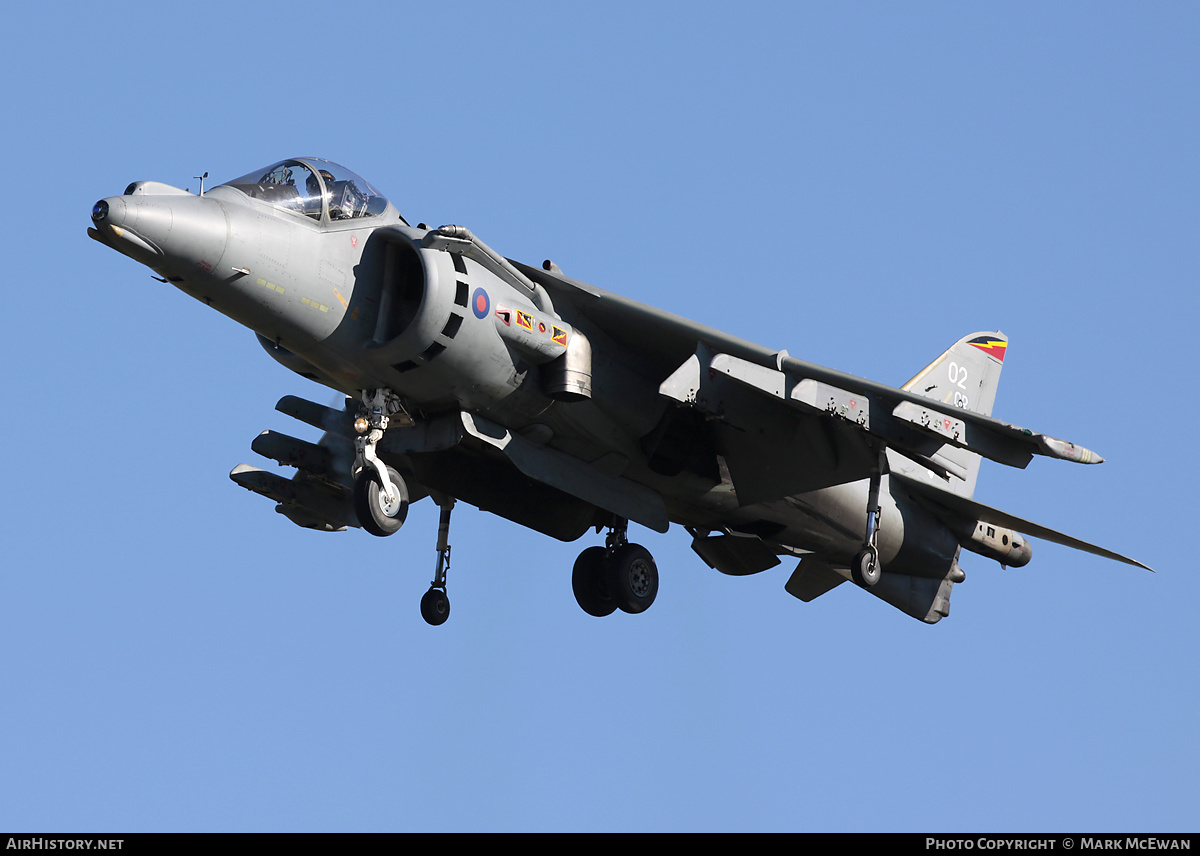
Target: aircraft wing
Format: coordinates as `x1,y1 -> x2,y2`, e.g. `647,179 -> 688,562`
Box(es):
517,261 -> 1104,501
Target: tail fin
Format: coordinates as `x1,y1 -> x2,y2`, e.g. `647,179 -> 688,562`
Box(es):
901,332 -> 1008,499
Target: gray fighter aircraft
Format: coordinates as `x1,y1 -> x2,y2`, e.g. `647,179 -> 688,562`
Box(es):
89,157 -> 1150,625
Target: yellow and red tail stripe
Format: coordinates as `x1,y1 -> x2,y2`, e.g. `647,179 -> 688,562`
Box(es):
967,336 -> 1007,362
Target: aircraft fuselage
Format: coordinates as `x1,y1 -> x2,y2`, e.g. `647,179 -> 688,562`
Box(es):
91,157 -> 1142,625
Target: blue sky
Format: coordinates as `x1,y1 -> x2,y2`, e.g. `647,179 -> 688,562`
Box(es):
1,1 -> 1194,832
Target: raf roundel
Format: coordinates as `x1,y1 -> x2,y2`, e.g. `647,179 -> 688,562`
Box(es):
471,287 -> 490,320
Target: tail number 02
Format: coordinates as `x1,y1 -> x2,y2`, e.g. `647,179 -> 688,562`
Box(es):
948,361 -> 969,409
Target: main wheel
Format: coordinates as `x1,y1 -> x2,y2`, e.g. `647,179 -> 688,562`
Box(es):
421,588 -> 450,626
353,465 -> 408,537
607,543 -> 659,614
572,546 -> 616,617
851,548 -> 882,587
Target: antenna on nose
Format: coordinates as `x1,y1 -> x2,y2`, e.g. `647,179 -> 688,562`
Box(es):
194,171 -> 209,196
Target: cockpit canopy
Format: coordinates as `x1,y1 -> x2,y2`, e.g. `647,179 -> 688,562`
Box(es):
220,158 -> 394,223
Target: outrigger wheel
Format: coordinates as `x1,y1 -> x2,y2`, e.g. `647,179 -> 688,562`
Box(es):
851,548 -> 882,587
421,587 -> 450,626
420,499 -> 455,626
852,446 -> 887,588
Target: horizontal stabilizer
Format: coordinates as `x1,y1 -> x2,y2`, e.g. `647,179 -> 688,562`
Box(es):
894,472 -> 1152,571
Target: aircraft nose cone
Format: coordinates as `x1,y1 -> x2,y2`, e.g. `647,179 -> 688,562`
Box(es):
88,194 -> 164,262
90,189 -> 229,276
91,195 -> 128,228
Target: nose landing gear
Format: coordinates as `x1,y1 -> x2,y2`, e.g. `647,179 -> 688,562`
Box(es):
352,389 -> 412,537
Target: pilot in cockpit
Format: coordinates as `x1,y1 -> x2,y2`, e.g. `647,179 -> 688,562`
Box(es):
222,159 -> 393,222
303,169 -> 332,218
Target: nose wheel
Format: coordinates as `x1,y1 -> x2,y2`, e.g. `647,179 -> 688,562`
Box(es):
353,464 -> 409,537
421,587 -> 450,626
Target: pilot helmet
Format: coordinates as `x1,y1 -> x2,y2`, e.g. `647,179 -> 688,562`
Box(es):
307,169 -> 334,194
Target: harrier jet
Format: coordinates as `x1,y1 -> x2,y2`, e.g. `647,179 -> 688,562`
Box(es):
89,157 -> 1150,625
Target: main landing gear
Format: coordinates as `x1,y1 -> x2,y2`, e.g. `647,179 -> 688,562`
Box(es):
348,391 -> 660,625
572,518 -> 660,617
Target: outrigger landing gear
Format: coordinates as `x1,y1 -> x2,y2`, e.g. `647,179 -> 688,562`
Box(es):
851,447 -> 886,588
421,497 -> 455,626
352,389 -> 412,537
571,517 -> 659,617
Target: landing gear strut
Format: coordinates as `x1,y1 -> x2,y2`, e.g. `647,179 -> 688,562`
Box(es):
421,498 -> 454,626
352,389 -> 412,537
852,447 -> 886,587
571,517 -> 659,617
